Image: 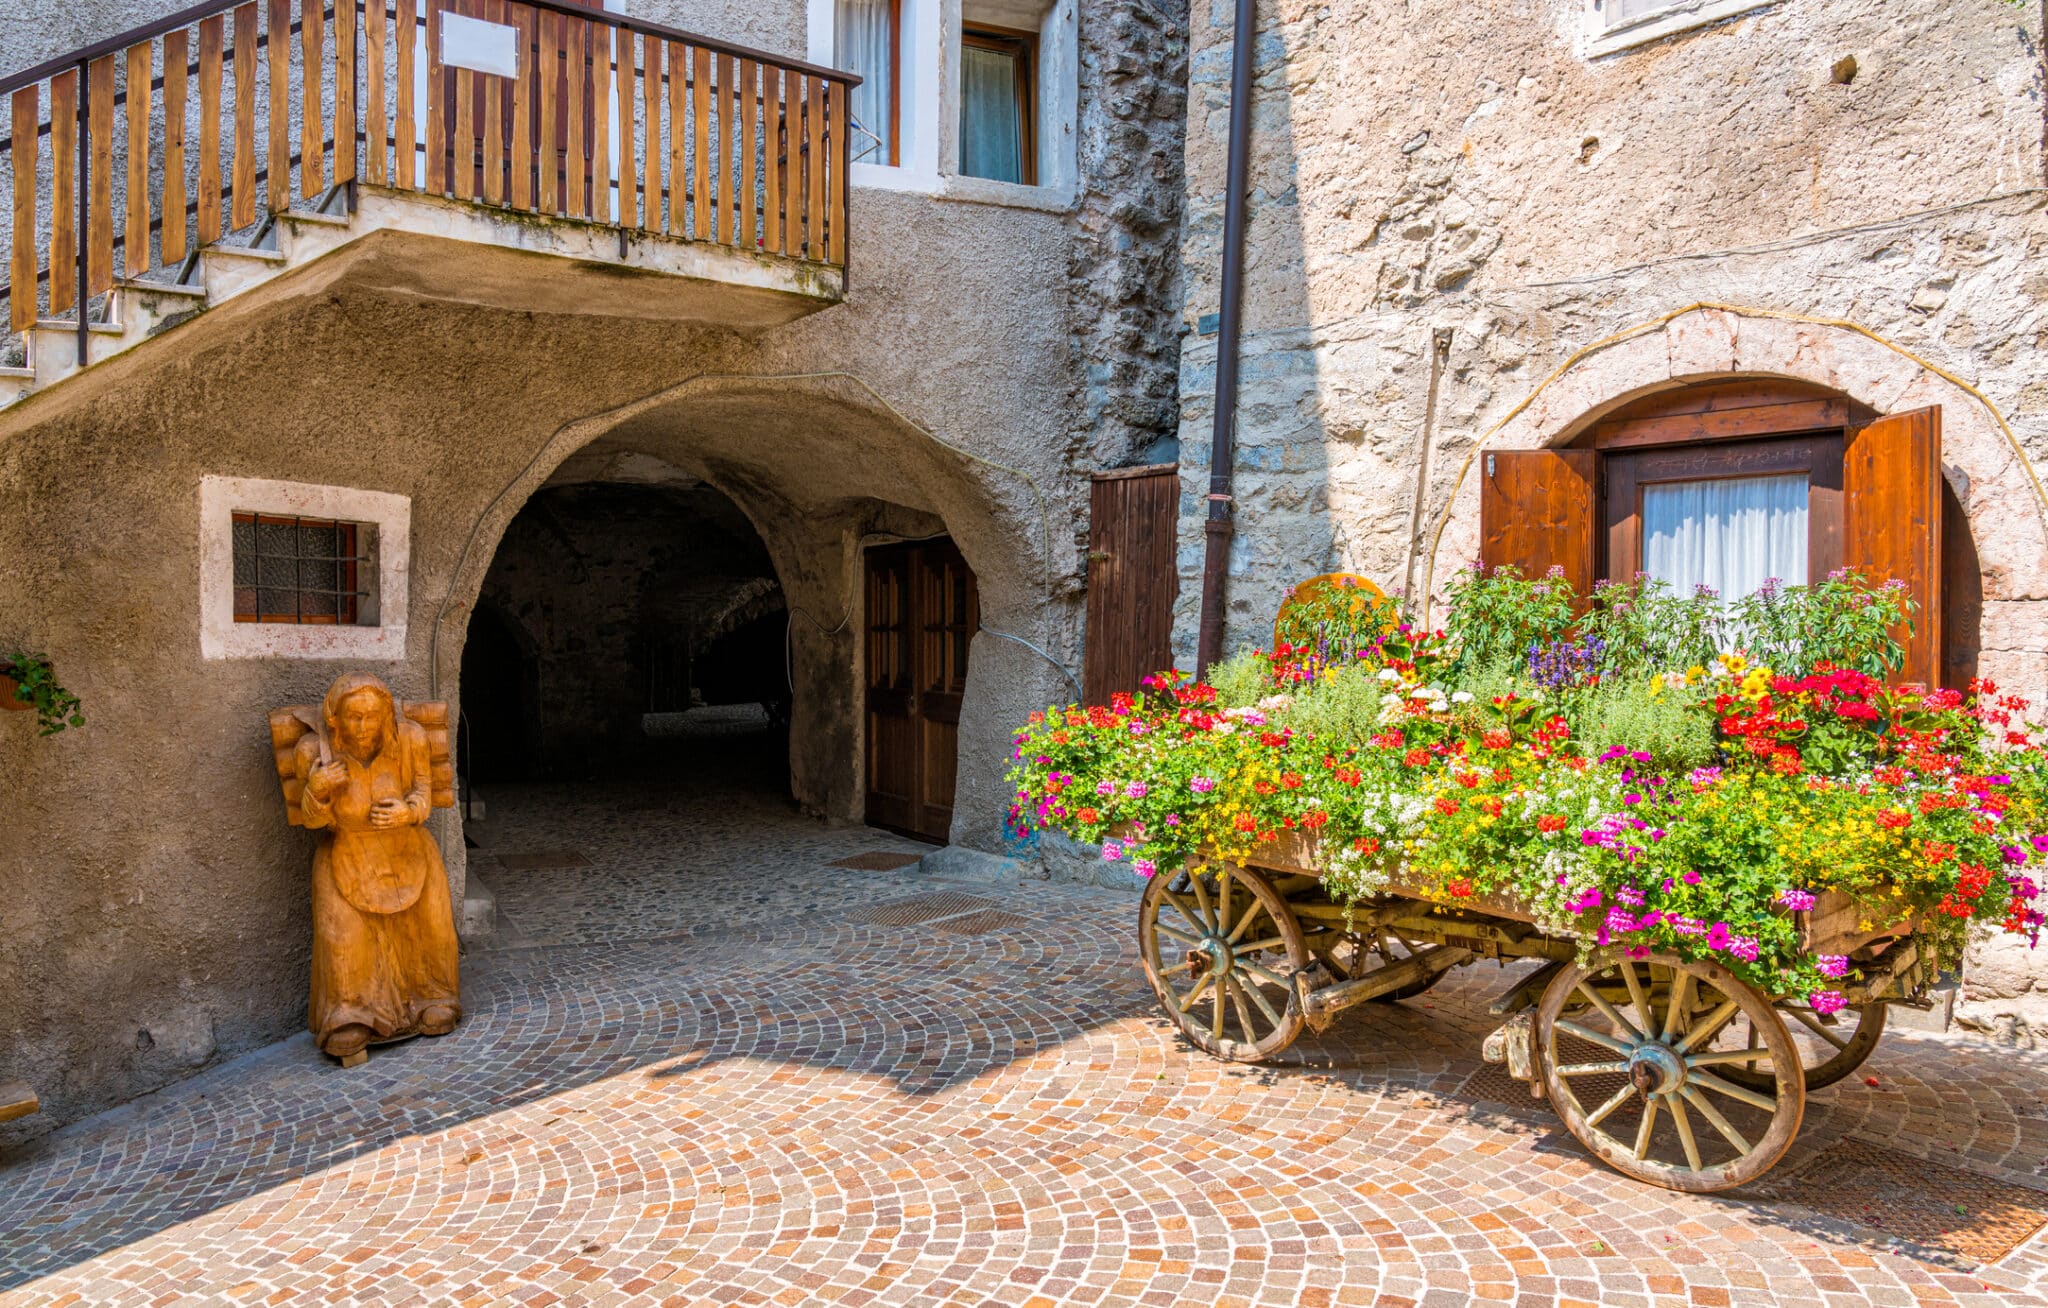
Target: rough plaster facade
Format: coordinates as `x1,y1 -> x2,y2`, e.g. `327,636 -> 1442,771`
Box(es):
0,0 -> 1188,1141
1171,0 -> 2048,1039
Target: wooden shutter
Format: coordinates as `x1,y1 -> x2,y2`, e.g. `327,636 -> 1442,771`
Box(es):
1084,465 -> 1180,704
1478,448 -> 1600,596
1844,406 -> 1943,688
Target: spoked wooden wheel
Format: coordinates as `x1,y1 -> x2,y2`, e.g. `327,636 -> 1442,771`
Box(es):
1716,998 -> 1886,1093
1139,863 -> 1308,1062
1537,954 -> 1805,1193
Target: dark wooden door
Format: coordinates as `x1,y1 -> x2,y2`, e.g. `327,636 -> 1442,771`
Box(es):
865,540 -> 978,841
1084,464 -> 1180,704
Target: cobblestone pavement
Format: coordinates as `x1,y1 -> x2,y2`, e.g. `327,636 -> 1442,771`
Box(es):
5,746 -> 2048,1307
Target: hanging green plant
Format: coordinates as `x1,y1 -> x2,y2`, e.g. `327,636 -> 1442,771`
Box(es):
2,652 -> 84,736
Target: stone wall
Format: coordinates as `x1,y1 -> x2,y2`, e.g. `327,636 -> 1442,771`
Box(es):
1172,0 -> 2048,1039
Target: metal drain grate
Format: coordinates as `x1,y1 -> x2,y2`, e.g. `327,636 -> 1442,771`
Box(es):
1455,1063 -> 1546,1118
845,892 -> 1001,927
491,849 -> 591,870
932,908 -> 1031,935
827,850 -> 928,872
1755,1137 -> 2048,1263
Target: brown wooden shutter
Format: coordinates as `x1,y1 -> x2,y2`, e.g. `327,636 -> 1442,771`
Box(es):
1478,448 -> 1600,596
1843,406 -> 1943,687
1084,465 -> 1180,704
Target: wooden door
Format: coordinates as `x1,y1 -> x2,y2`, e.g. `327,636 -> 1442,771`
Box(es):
1844,406 -> 1943,688
1478,448 -> 1600,597
865,540 -> 978,841
1084,464 -> 1179,704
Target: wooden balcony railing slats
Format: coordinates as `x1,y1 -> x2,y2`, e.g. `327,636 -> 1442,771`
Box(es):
2,0 -> 854,356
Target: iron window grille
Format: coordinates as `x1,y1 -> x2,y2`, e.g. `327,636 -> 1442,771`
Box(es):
231,512 -> 372,625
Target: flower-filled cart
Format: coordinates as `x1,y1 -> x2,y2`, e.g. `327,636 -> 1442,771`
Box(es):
1012,571 -> 2045,1193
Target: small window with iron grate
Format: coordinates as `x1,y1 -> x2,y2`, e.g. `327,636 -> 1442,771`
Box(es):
230,513 -> 374,625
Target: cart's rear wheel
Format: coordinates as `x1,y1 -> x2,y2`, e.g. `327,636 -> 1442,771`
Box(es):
1139,863 -> 1308,1062
1536,954 -> 1805,1193
1715,998 -> 1886,1093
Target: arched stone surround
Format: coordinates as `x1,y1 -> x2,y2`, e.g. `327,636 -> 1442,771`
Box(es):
1426,303 -> 2048,705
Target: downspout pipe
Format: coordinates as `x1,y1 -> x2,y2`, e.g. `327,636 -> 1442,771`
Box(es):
1194,0 -> 1259,678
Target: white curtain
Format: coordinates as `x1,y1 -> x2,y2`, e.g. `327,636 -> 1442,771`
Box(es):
1641,473 -> 1809,602
836,0 -> 895,164
960,45 -> 1023,183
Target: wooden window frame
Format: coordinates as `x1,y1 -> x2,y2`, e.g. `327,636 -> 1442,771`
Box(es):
960,24 -> 1037,186
1601,433 -> 1844,589
232,512 -> 365,625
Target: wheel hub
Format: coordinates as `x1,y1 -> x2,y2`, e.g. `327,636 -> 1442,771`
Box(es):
1185,935 -> 1234,981
1626,1041 -> 1686,1097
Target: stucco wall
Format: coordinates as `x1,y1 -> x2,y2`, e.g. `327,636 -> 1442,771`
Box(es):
1172,0 -> 2048,1038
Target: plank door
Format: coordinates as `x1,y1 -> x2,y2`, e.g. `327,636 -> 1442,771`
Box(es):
1478,447 -> 1600,597
1084,464 -> 1179,704
1844,406 -> 1943,688
865,539 -> 978,842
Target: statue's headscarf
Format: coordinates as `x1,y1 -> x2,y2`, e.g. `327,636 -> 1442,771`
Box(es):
319,672 -> 399,761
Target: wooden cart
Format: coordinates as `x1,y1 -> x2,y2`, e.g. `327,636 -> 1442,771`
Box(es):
1135,831 -> 1938,1193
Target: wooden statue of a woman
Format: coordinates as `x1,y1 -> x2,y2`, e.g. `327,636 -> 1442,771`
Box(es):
269,673 -> 461,1063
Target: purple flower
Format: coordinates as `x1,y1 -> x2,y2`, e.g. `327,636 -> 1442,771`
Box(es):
1706,923 -> 1733,951
1727,935 -> 1760,963
1688,766 -> 1723,787
1101,840 -> 1123,862
1816,954 -> 1850,979
1778,888 -> 1817,912
1616,885 -> 1646,909
1190,777 -> 1216,794
1164,813 -> 1183,826
1097,780 -> 1116,797
1134,859 -> 1158,878
2030,834 -> 2048,855
1125,781 -> 1149,799
1809,990 -> 1848,1016
1683,870 -> 1702,886
2002,845 -> 2028,865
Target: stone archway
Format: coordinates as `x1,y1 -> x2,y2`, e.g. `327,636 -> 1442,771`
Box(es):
1427,304 -> 2048,701
430,370 -> 1074,855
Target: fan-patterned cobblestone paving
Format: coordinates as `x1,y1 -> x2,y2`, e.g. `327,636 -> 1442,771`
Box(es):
4,766 -> 2048,1307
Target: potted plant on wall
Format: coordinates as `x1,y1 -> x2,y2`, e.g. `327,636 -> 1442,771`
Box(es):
2,652 -> 83,735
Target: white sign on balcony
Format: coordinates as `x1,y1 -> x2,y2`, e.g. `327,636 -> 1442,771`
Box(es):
440,12 -> 520,78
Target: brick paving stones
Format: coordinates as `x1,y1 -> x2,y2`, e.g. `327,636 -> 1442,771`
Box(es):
4,757 -> 2048,1307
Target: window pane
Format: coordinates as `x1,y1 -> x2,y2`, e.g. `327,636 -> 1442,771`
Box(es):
1604,0 -> 1670,26
1641,473 -> 1808,603
836,0 -> 895,164
961,44 -> 1023,183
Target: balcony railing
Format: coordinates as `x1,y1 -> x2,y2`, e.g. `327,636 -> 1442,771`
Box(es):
2,0 -> 857,354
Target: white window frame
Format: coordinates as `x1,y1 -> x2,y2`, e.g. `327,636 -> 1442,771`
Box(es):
808,0 -> 1076,202
199,475 -> 411,661
1585,0 -> 1776,57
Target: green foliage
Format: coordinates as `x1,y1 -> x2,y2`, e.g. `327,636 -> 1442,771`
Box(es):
4,652 -> 84,736
1443,565 -> 1575,671
1579,577 -> 1720,679
1572,677 -> 1720,773
1206,650 -> 1272,708
1731,572 -> 1913,677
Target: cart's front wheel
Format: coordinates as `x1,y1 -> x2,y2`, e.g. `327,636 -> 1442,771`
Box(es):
1537,954 -> 1805,1193
1139,863 -> 1308,1062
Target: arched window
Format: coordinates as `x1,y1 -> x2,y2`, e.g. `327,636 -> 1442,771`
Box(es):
1477,378 -> 1980,687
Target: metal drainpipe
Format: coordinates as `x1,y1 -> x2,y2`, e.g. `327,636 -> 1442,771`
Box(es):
1194,0 -> 1259,679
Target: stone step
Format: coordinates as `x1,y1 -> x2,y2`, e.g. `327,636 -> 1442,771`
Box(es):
27,318 -> 130,386
277,209 -> 357,266
0,365 -> 33,408
199,244 -> 289,304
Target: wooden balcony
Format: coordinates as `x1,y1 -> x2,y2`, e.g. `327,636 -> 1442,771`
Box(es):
0,0 -> 857,403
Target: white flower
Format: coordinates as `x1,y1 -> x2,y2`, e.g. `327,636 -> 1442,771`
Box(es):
1450,691 -> 1474,704
1377,667 -> 1400,682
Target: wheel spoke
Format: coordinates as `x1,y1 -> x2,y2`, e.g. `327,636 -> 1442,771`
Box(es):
1661,972 -> 1692,1042
1555,1061 -> 1629,1077
1668,1095 -> 1705,1172
1161,889 -> 1205,935
1177,972 -> 1215,1013
1218,867 -> 1232,939
1239,974 -> 1285,1028
1620,960 -> 1655,1037
1226,898 -> 1266,944
1556,1019 -> 1634,1056
1574,979 -> 1643,1041
1787,1006 -> 1851,1050
1689,1069 -> 1779,1112
1633,1098 -> 1660,1161
1685,1049 -> 1772,1069
1155,922 -> 1200,947
1676,997 -> 1740,1054
1234,936 -> 1288,955
1680,1086 -> 1754,1156
1158,959 -> 1195,977
1211,977 -> 1227,1041
1584,1082 -> 1637,1128
1190,873 -> 1217,932
1225,975 -> 1258,1044
1237,959 -> 1291,988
